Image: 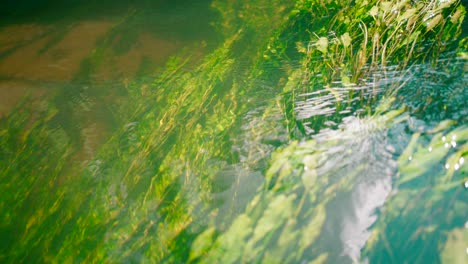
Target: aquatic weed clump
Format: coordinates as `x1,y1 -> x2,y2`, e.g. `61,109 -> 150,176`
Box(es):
188,0 -> 467,263
279,0 -> 466,137
297,0 -> 465,82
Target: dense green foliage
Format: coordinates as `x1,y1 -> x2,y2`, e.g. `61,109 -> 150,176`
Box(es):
0,0 -> 467,263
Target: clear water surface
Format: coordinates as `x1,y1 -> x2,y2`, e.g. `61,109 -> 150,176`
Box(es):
0,0 -> 467,263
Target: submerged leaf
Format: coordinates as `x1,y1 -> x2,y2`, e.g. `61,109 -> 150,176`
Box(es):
441,228 -> 468,264
316,37 -> 329,54
450,6 -> 466,24
299,204 -> 326,251
398,8 -> 417,22
310,253 -> 329,264
341,32 -> 352,48
369,6 -> 379,17
189,227 -> 216,261
426,14 -> 443,31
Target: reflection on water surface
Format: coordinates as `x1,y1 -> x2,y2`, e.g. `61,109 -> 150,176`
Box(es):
290,55 -> 467,262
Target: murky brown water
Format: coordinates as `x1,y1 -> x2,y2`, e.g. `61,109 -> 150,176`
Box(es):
0,21 -> 204,113
0,22 -> 109,81
0,1 -> 218,161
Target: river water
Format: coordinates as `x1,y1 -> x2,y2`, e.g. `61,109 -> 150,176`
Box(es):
1,1 -> 467,263
0,0 -> 219,160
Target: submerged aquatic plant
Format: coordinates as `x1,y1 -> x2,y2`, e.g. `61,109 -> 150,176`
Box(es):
188,0 -> 467,263
0,0 -> 466,263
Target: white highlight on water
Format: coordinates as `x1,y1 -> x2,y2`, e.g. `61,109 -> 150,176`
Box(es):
451,141 -> 457,148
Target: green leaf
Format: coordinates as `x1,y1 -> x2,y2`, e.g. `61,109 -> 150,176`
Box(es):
299,204 -> 326,251
189,227 -> 216,262
441,228 -> 468,264
316,37 -> 329,54
341,32 -> 352,48
426,14 -> 443,32
369,6 -> 379,17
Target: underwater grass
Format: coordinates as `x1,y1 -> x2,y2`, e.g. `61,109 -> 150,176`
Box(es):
0,98 -> 73,262
0,0 -> 466,263
188,0 -> 467,263
1,0 -> 295,261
